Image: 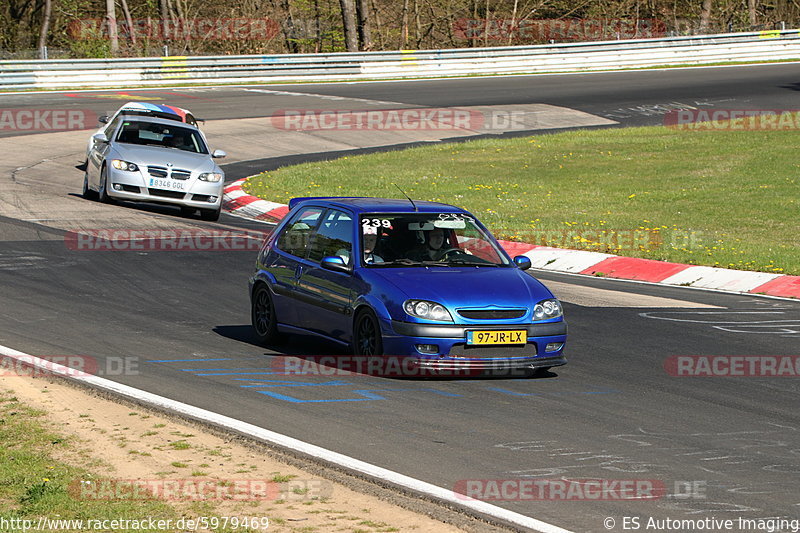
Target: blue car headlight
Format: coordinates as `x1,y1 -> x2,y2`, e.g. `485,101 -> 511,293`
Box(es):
534,299 -> 562,320
111,159 -> 138,172
404,300 -> 453,322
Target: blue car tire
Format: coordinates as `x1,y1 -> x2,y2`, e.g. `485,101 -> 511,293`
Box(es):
251,284 -> 281,345
353,308 -> 383,357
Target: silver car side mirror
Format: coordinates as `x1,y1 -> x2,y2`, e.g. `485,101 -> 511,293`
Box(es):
92,133 -> 109,143
212,149 -> 227,159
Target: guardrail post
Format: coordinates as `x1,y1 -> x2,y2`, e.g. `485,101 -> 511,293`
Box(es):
39,46 -> 48,60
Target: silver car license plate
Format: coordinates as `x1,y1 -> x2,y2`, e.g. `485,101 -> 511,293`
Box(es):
148,177 -> 187,191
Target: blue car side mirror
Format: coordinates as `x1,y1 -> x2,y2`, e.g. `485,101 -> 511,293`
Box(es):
514,256 -> 531,270
321,256 -> 352,274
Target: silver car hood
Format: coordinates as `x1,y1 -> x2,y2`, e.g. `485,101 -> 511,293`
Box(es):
114,143 -> 218,172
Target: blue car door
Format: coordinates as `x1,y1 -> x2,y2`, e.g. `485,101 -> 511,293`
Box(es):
268,206 -> 324,327
296,208 -> 358,342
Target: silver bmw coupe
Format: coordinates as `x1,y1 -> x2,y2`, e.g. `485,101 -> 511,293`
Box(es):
83,115 -> 226,221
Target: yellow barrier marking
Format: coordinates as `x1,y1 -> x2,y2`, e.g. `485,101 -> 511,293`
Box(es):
161,56 -> 189,79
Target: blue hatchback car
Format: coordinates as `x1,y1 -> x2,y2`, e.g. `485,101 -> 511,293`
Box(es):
249,197 -> 566,376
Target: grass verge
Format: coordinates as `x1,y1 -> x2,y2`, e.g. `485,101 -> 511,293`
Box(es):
0,391 -> 178,532
244,123 -> 799,275
0,379 -> 468,533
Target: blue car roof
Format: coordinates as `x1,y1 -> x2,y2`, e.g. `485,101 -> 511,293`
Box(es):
287,196 -> 465,214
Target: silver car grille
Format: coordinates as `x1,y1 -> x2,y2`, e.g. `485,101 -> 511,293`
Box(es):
147,166 -> 191,180
171,169 -> 191,180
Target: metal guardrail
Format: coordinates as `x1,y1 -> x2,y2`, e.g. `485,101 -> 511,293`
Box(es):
1,30 -> 799,90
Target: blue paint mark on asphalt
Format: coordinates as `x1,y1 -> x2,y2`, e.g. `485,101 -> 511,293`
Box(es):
181,368 -> 272,372
257,391 -> 377,403
256,387 -> 463,403
550,389 -> 618,395
238,380 -> 350,388
350,388 -> 463,399
151,359 -> 618,403
149,358 -> 232,363
488,386 -> 619,397
486,387 -> 538,396
193,371 -> 279,376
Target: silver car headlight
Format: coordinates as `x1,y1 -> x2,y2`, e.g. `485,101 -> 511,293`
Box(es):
534,299 -> 562,320
404,300 -> 453,322
199,172 -> 223,182
111,159 -> 138,172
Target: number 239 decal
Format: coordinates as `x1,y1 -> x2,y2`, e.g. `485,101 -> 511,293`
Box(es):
362,218 -> 392,228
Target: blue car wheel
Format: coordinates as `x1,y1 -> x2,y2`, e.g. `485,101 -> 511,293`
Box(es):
354,309 -> 383,356
251,284 -> 281,345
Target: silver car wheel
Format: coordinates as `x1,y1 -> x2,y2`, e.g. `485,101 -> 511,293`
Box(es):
82,172 -> 97,200
98,166 -> 112,204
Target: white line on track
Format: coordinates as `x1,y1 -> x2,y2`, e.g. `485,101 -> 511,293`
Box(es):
0,343 -> 574,533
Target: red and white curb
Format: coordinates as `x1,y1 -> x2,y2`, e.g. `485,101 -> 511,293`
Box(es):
222,179 -> 800,300
223,178 -> 290,221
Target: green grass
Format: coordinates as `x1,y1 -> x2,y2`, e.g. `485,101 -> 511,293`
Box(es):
244,124 -> 800,275
0,392 -> 176,531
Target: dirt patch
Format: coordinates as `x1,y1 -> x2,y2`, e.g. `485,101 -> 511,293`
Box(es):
1,374 -> 476,532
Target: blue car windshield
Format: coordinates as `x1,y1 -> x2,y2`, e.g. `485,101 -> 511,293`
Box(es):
116,121 -> 208,154
360,213 -> 510,267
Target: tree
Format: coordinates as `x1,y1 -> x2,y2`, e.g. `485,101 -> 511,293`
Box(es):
278,0 -> 299,54
160,0 -> 170,45
120,0 -> 136,46
401,0 -> 409,47
106,0 -> 119,55
699,0 -> 712,33
37,0 -> 51,55
339,0 -> 358,51
748,0 -> 758,28
356,0 -> 372,50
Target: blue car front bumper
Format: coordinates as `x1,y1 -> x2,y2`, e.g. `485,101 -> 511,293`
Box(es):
381,319 -> 568,372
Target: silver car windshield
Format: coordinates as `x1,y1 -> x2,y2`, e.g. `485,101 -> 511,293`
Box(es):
360,213 -> 510,267
116,121 -> 208,154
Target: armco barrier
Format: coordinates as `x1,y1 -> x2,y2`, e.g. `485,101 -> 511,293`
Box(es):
1,30 -> 799,90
